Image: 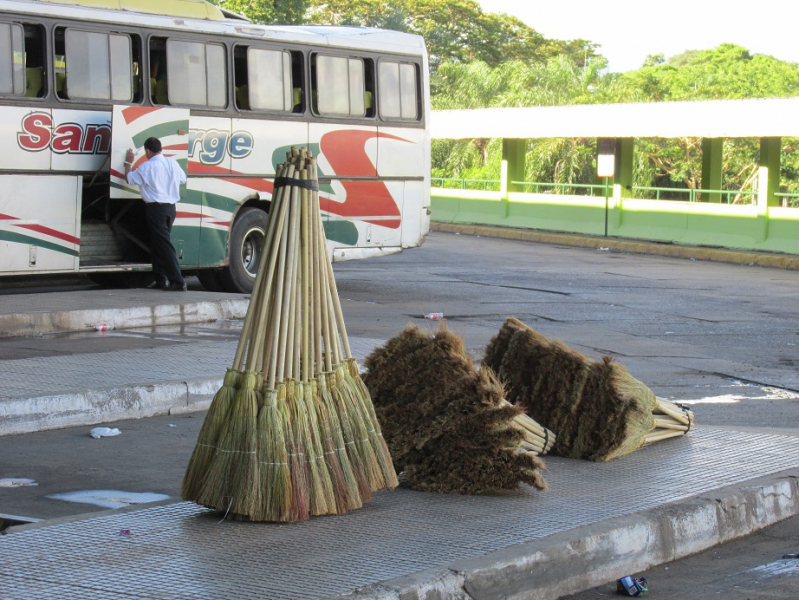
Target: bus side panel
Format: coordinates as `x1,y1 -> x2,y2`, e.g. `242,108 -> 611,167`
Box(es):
0,175 -> 81,273
3,107 -> 52,171
51,109 -> 111,173
310,122 -> 406,250
376,126 -> 430,249
230,118 -> 310,188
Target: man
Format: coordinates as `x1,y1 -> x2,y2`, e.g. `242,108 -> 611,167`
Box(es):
124,137 -> 187,291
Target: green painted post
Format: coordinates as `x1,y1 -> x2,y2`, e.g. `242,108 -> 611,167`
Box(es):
502,139 -> 526,193
701,138 -> 723,202
759,137 -> 781,207
756,136 -> 781,241
614,138 -> 634,198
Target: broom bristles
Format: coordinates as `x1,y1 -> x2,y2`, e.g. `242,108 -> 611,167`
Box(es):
181,367 -> 239,501
323,372 -> 371,503
484,318 -> 692,462
196,370 -> 260,517
257,389 -> 292,522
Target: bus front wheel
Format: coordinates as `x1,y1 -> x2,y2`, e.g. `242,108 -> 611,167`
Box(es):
221,207 -> 267,294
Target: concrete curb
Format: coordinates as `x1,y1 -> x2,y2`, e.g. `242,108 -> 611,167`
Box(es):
432,222 -> 799,271
0,298 -> 249,338
0,377 -> 219,436
343,470 -> 799,600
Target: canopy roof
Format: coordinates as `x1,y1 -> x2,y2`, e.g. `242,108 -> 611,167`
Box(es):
431,97 -> 799,140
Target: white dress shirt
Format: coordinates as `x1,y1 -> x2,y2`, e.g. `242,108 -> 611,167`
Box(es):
127,153 -> 187,204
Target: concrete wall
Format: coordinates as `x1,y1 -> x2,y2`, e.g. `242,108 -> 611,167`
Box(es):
431,188 -> 799,255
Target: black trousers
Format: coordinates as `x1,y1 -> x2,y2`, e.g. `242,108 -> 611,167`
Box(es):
144,202 -> 184,286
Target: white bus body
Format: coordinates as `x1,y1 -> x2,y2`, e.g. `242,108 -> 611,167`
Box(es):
0,0 -> 431,292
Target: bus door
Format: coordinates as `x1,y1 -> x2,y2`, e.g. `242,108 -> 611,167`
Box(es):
109,106 -> 196,267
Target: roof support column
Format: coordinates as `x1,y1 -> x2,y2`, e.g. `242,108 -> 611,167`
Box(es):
701,138 -> 723,202
502,139 -> 526,195
758,137 -> 781,207
756,136 -> 781,241
614,138 -> 634,198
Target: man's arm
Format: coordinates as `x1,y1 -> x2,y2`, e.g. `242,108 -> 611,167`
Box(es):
124,148 -> 135,184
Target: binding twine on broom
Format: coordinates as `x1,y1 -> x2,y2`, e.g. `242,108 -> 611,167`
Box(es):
182,148 -> 397,521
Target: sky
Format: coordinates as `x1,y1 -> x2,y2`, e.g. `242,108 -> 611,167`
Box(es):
477,0 -> 799,73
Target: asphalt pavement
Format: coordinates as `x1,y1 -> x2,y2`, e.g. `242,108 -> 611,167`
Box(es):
1,228 -> 798,599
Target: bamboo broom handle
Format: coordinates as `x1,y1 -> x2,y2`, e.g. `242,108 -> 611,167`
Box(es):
315,192 -> 335,373
248,162 -> 294,372
511,448 -> 541,459
311,188 -> 325,375
511,417 -> 548,440
325,259 -> 344,366
266,180 -> 293,390
655,399 -> 692,426
654,417 -> 689,431
232,162 -> 288,370
310,157 -> 353,361
279,178 -> 303,382
519,440 -> 543,454
317,199 -> 343,367
645,429 -> 687,444
300,166 -> 311,383
512,414 -> 548,438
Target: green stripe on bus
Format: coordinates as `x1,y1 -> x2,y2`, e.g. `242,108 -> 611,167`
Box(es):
0,230 -> 80,257
203,191 -> 239,214
323,220 -> 359,245
132,120 -> 190,148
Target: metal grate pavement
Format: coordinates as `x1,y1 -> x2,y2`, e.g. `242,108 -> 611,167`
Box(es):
2,428 -> 799,599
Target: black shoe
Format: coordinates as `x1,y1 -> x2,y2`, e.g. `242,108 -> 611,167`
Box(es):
163,282 -> 187,292
147,280 -> 169,290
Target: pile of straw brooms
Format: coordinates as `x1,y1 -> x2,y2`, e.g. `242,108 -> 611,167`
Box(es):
182,149 -> 396,522
363,317 -> 693,493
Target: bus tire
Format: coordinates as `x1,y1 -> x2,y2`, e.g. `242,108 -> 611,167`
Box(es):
220,206 -> 267,294
197,269 -> 226,292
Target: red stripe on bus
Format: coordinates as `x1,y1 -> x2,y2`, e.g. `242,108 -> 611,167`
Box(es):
176,211 -> 203,219
189,162 -> 274,193
122,107 -> 162,125
0,213 -> 16,220
320,130 -> 407,229
16,223 -> 80,246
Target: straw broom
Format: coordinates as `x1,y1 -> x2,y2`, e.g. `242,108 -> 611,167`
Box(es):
483,317 -> 694,462
181,159 -> 292,507
310,164 -> 397,493
186,147 -> 397,521
364,324 -> 549,494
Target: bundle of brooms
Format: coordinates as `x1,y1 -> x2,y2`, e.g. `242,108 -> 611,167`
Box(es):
483,317 -> 694,462
182,148 -> 397,522
363,324 -> 553,494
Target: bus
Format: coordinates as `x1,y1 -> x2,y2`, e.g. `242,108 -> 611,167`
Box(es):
0,0 -> 430,293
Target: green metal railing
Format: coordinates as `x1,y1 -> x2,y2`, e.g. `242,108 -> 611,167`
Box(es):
633,186 -> 757,204
775,192 -> 799,207
430,177 -> 770,204
511,181 -> 609,195
431,177 -> 500,191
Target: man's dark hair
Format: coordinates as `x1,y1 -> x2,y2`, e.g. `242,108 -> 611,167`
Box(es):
143,137 -> 162,154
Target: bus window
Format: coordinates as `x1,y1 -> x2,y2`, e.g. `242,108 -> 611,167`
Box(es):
165,39 -> 226,108
378,61 -> 419,120
0,23 -> 24,95
234,46 -> 302,113
0,22 -> 44,98
56,27 -> 133,101
312,54 -> 375,118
